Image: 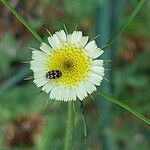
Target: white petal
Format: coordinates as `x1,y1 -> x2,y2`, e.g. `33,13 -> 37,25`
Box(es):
30,60 -> 45,69
75,84 -> 88,101
50,86 -> 71,101
55,86 -> 65,101
34,72 -> 45,78
79,36 -> 89,48
92,60 -> 104,66
50,86 -> 59,100
30,66 -> 45,72
32,51 -> 47,61
62,88 -> 70,102
33,77 -> 48,87
68,88 -> 76,101
85,40 -> 97,53
70,31 -> 82,44
42,82 -> 54,93
30,62 -> 46,72
30,60 -> 44,65
55,30 -> 66,43
67,34 -> 72,43
82,81 -> 97,94
30,59 -> 45,64
48,34 -> 61,49
88,73 -> 103,86
40,42 -> 52,54
89,49 -> 104,59
55,87 -> 76,101
91,66 -> 105,76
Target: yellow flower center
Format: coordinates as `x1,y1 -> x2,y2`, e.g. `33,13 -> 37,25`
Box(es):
46,43 -> 91,87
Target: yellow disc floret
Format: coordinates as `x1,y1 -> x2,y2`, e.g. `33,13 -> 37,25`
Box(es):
46,43 -> 91,87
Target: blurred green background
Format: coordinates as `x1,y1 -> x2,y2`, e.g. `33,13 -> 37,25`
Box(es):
0,0 -> 150,149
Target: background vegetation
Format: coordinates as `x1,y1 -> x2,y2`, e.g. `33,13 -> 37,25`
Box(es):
0,0 -> 149,149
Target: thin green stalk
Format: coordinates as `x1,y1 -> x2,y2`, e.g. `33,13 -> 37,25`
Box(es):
80,100 -> 87,144
64,102 -> 74,150
101,0 -> 146,50
97,90 -> 150,125
0,0 -> 43,43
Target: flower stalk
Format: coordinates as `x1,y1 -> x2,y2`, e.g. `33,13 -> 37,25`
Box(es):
64,102 -> 74,150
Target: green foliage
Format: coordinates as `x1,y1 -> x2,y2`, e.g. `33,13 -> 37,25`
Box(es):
0,32 -> 18,72
64,0 -> 99,20
0,0 -> 149,149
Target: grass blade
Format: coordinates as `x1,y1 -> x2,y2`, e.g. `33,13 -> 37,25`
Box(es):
97,90 -> 150,125
79,100 -> 87,144
101,0 -> 146,50
0,0 -> 43,43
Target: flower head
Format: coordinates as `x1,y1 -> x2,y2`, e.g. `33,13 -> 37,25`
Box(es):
30,30 -> 104,101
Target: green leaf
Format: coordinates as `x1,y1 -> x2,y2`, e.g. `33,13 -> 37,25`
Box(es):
97,90 -> 150,125
0,0 -> 43,43
101,0 -> 146,50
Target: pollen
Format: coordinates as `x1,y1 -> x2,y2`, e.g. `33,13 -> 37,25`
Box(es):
46,43 -> 91,87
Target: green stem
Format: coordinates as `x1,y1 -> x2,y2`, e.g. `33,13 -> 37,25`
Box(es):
0,0 -> 43,43
101,0 -> 146,50
97,90 -> 150,125
64,102 -> 74,150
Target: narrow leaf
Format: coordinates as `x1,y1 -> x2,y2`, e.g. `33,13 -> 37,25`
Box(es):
0,0 -> 43,43
101,0 -> 146,50
97,90 -> 150,125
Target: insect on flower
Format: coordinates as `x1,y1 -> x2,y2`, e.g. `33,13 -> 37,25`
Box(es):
45,70 -> 62,79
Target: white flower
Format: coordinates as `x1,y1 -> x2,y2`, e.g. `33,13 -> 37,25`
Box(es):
30,30 -> 105,101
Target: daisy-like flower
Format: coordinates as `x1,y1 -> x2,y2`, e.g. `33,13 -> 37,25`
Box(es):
30,30 -> 105,101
